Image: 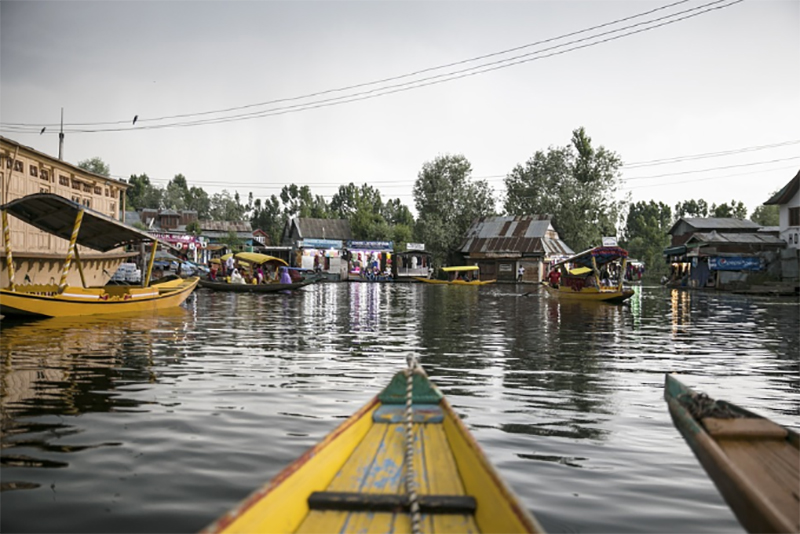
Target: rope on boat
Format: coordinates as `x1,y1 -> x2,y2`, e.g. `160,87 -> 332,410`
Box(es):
404,354 -> 422,534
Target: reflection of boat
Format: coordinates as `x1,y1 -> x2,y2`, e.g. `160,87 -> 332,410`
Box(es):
0,194 -> 199,318
204,363 -> 542,534
415,265 -> 496,285
543,246 -> 633,303
664,374 -> 799,534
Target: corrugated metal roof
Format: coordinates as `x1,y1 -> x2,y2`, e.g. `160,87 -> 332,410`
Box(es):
669,217 -> 761,235
687,231 -> 786,246
460,215 -> 573,257
200,221 -> 252,232
293,218 -> 353,240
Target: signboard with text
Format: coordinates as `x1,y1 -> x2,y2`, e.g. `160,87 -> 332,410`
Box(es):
708,257 -> 763,271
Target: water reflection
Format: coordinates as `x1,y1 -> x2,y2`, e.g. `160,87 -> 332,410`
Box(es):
0,283 -> 797,534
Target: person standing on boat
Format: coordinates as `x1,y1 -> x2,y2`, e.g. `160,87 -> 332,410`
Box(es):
279,266 -> 292,284
225,255 -> 235,277
547,269 -> 561,288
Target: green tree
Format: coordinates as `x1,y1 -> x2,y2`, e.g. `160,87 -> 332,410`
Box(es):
186,186 -> 211,219
621,201 -> 672,278
280,184 -> 329,219
164,174 -> 189,211
504,127 -> 623,252
751,201 -> 779,226
413,154 -> 495,266
251,195 -> 286,245
77,157 -> 110,177
210,190 -> 247,222
185,221 -> 201,236
126,173 -> 163,210
711,200 -> 747,219
674,199 -> 709,219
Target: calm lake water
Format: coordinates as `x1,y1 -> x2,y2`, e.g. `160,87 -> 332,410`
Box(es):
1,283 -> 797,533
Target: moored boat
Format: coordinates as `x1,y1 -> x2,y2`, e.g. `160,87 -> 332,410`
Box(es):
199,278 -> 314,293
203,361 -> 543,534
664,374 -> 799,534
0,193 -> 199,318
415,265 -> 496,285
542,246 -> 633,303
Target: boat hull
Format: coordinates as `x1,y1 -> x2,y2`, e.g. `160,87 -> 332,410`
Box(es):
542,282 -> 633,302
0,276 -> 199,318
198,278 -> 314,292
204,371 -> 542,534
664,374 -> 799,534
414,277 -> 496,286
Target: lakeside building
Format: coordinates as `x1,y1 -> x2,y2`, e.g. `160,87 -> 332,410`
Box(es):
458,215 -> 573,283
663,217 -> 785,289
764,169 -> 799,282
393,243 -> 433,281
281,217 -> 353,281
1,136 -> 131,287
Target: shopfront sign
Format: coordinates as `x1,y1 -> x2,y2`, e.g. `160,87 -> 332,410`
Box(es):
709,256 -> 763,271
406,243 -> 425,251
300,239 -> 342,249
348,240 -> 393,251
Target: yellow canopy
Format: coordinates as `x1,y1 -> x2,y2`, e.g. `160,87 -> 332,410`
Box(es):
569,266 -> 593,275
442,265 -> 479,272
234,252 -> 289,266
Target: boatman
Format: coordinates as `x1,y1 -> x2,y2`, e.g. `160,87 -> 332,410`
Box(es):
547,269 -> 561,288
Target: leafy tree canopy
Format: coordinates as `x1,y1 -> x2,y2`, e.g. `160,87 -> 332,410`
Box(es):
413,154 -> 495,266
77,157 -> 110,177
504,127 -> 623,252
621,201 -> 672,277
751,202 -> 779,227
710,200 -> 747,219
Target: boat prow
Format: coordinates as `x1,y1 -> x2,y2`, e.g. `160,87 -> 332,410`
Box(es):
664,374 -> 799,534
204,366 -> 543,533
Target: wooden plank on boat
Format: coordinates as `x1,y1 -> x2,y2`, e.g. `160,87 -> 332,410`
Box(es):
702,418 -> 789,439
308,492 -> 477,514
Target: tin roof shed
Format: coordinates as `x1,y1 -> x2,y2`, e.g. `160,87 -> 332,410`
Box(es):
460,215 -> 573,258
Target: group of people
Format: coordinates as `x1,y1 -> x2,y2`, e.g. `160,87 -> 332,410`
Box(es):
208,256 -> 293,285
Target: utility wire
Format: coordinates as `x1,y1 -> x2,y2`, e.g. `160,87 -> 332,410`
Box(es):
1,0 -> 741,133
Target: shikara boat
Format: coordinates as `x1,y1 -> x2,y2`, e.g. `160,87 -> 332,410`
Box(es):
204,365 -> 543,534
199,278 -> 314,293
415,265 -> 496,285
0,193 -> 199,318
664,374 -> 799,534
542,246 -> 634,303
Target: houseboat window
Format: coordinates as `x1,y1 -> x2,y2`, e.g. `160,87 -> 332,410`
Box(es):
40,186 -> 50,194
4,157 -> 10,169
13,160 -> 23,172
94,186 -> 102,195
82,198 -> 91,208
41,169 -> 50,180
29,165 -> 38,177
790,207 -> 800,227
82,183 -> 92,193
71,179 -> 81,190
111,202 -> 116,213
71,195 -> 81,203
105,188 -> 109,197
60,175 -> 70,186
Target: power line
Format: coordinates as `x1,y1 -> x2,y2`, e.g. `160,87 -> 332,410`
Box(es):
1,0 -> 741,134
621,156 -> 800,181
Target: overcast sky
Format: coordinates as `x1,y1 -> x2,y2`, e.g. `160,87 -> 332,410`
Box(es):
1,0 -> 797,220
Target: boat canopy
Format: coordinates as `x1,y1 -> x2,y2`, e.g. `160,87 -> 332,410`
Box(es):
442,265 -> 479,272
1,193 -> 165,252
553,246 -> 629,270
234,252 -> 288,266
568,266 -> 592,276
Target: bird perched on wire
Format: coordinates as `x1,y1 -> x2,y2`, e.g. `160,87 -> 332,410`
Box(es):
40,127 -> 46,135
132,115 -> 138,125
